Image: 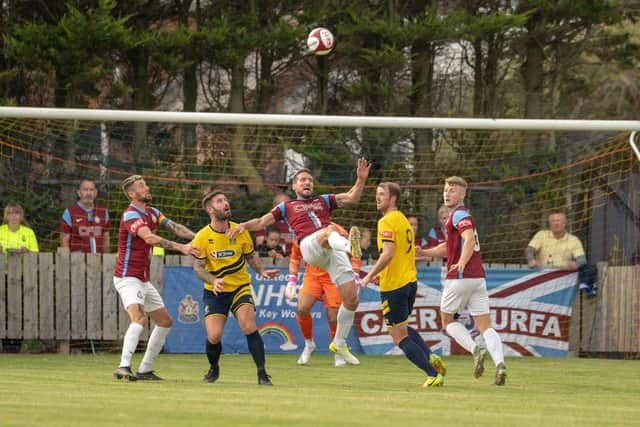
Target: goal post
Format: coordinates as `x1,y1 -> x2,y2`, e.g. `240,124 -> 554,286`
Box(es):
0,106 -> 638,267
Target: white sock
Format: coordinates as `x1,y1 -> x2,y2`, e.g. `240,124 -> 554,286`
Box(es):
328,231 -> 350,253
305,339 -> 315,348
333,305 -> 355,347
120,322 -> 144,367
138,326 -> 170,373
445,322 -> 476,354
483,328 -> 505,366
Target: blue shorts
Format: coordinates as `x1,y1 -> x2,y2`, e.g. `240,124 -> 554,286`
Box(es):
202,284 -> 254,318
380,281 -> 417,327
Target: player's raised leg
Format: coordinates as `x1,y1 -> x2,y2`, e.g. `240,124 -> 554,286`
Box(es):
330,273 -> 360,365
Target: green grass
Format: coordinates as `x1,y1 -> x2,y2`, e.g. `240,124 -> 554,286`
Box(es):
0,354 -> 638,426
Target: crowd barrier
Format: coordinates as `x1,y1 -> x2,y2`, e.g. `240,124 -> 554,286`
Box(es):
0,253 -> 638,355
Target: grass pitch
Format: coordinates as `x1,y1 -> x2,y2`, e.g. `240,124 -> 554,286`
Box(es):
0,353 -> 638,427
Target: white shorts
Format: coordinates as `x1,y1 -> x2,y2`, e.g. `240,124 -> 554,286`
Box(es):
299,230 -> 354,287
441,278 -> 490,316
114,276 -> 165,312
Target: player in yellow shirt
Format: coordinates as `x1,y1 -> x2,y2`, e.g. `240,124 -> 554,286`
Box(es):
362,182 -> 445,388
0,204 -> 39,253
192,190 -> 280,385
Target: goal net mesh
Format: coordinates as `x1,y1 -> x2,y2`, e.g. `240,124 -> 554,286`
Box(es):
0,116 -> 637,265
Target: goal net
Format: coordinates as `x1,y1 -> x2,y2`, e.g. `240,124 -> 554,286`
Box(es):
0,108 -> 638,266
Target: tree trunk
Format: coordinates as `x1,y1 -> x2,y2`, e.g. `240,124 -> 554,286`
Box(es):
411,41 -> 437,216
521,14 -> 544,120
229,56 -> 264,193
130,49 -> 151,168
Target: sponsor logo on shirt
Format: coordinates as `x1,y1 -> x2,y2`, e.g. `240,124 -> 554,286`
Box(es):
457,218 -> 472,229
210,250 -> 235,259
293,201 -> 325,213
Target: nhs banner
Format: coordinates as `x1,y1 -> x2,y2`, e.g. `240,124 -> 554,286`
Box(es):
163,266 -> 360,354
355,267 -> 578,357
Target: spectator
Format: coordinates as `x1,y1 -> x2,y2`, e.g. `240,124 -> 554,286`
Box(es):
255,227 -> 286,263
0,203 -> 39,254
359,227 -> 378,263
254,192 -> 295,255
526,211 -> 586,269
0,203 -> 38,353
426,205 -> 450,249
59,179 -> 111,253
407,214 -> 427,248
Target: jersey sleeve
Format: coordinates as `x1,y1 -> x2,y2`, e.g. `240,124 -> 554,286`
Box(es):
59,208 -> 72,233
242,230 -> 255,255
270,202 -> 285,222
453,210 -> 474,234
378,217 -> 395,243
151,207 -> 168,227
191,229 -> 208,260
425,228 -> 438,248
324,194 -> 339,210
123,210 -> 145,236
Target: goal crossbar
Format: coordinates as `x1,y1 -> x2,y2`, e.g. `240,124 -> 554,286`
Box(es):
1,106 -> 640,131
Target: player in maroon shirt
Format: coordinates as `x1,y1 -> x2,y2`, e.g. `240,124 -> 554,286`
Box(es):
113,175 -> 199,382
228,158 -> 371,365
419,176 -> 507,386
59,179 -> 111,253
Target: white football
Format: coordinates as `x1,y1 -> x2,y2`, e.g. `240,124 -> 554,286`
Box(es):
307,27 -> 334,56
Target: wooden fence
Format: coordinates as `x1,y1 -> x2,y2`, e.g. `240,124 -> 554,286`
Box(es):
1,253 -> 638,354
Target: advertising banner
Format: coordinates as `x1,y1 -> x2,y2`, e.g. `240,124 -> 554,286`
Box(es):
163,266 -> 360,354
164,265 -> 576,357
355,267 -> 578,357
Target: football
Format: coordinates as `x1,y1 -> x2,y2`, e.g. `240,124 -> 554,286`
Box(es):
307,27 -> 334,56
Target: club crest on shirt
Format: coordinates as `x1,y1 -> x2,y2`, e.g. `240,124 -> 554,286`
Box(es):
94,217 -> 100,224
178,294 -> 199,324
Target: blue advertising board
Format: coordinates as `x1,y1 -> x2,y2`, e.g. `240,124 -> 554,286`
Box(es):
163,266 -> 361,354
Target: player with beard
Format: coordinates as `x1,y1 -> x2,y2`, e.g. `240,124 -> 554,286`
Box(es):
192,190 -> 280,385
362,182 -> 446,387
113,175 -> 199,381
228,158 -> 371,364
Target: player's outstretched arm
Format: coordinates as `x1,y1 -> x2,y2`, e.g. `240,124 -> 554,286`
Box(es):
335,158 -> 371,207
417,242 -> 446,259
246,251 -> 280,278
163,219 -> 196,240
227,212 -> 276,239
137,226 -> 199,257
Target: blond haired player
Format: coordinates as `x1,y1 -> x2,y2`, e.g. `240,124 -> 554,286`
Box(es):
113,175 -> 199,381
419,176 -> 507,385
